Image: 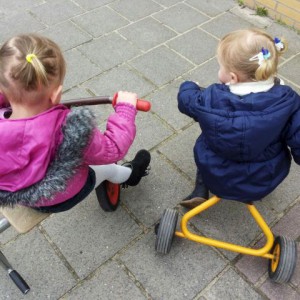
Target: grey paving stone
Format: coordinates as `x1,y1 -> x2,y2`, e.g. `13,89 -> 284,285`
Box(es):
186,0 -> 237,17
279,54 -> 300,87
201,11 -> 253,39
78,33 -> 141,71
31,0 -> 84,26
148,79 -> 192,131
124,112 -> 174,161
272,202 -> 300,241
189,199 -> 277,260
291,243 -> 300,287
122,151 -> 192,227
72,6 -> 128,38
202,268 -> 264,300
83,65 -> 155,98
63,49 -> 102,90
0,0 -> 44,14
40,21 -> 92,52
1,228 -> 76,299
65,260 -> 146,300
119,231 -> 227,300
260,278 -> 300,300
167,28 -> 218,65
109,0 -> 163,21
264,162 -> 300,213
119,17 -> 176,51
153,3 -> 209,33
159,123 -> 199,180
0,222 -> 18,245
73,0 -> 115,10
129,46 -> 193,86
154,0 -> 182,6
0,12 -> 45,44
182,58 -> 219,87
42,193 -> 142,279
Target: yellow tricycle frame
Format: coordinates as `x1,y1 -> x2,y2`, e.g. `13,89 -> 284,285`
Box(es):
175,196 -> 275,260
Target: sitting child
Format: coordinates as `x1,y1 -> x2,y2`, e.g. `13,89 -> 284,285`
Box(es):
0,33 -> 150,213
178,28 -> 300,208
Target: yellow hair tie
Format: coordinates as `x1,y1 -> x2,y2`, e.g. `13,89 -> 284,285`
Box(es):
26,53 -> 36,63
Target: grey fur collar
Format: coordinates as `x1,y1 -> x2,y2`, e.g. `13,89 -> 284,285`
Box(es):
0,107 -> 96,207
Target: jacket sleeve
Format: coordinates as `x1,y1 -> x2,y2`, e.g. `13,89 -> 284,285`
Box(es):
286,108 -> 300,165
177,81 -> 205,120
83,103 -> 137,165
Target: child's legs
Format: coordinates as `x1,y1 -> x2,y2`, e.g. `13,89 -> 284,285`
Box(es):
90,164 -> 131,188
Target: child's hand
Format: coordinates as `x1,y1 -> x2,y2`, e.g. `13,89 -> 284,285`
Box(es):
116,91 -> 137,107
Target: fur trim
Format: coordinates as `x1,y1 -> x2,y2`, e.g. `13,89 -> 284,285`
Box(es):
0,107 -> 96,207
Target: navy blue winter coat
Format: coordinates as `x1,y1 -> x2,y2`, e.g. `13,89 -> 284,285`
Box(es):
178,81 -> 300,202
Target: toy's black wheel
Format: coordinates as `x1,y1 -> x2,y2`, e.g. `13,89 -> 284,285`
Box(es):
268,236 -> 297,283
155,208 -> 178,254
95,180 -> 121,212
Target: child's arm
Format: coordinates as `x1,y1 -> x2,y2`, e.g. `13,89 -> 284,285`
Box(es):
84,91 -> 137,165
286,112 -> 300,165
177,81 -> 205,120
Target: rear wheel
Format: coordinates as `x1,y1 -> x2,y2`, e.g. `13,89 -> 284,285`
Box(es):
268,236 -> 297,283
155,208 -> 178,254
95,181 -> 121,212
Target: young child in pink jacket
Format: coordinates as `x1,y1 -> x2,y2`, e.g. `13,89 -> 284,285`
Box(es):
0,33 -> 150,213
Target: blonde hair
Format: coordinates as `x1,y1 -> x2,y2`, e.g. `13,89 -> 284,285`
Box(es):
0,34 -> 66,92
217,28 -> 287,81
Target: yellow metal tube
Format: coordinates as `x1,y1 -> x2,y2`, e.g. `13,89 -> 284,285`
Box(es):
176,196 -> 274,259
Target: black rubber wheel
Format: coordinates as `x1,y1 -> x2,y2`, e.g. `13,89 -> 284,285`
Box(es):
95,180 -> 121,212
155,208 -> 178,254
268,236 -> 297,283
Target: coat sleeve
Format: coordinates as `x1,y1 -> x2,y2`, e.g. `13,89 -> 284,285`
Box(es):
177,81 -> 205,120
285,106 -> 300,165
83,103 -> 137,165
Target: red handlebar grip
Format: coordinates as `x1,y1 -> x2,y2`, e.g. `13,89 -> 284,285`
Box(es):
112,93 -> 151,112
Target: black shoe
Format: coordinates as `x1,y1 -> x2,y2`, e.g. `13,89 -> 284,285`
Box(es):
122,150 -> 151,186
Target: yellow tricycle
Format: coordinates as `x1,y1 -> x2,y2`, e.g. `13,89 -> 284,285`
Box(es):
155,196 -> 297,283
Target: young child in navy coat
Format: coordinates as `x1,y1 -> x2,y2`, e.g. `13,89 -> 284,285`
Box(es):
178,28 -> 300,208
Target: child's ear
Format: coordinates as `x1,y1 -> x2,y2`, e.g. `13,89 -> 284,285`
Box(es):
50,85 -> 63,105
229,72 -> 239,84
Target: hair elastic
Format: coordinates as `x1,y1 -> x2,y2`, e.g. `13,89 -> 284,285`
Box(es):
249,47 -> 271,65
274,37 -> 284,51
26,53 -> 36,64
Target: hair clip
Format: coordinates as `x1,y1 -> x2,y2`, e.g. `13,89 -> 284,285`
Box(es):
274,37 -> 284,51
26,53 -> 36,64
249,47 -> 271,65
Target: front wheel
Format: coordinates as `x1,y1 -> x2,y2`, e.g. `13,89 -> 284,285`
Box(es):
268,236 -> 297,283
95,181 -> 121,212
155,208 -> 178,254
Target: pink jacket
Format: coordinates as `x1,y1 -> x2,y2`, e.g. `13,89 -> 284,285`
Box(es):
0,100 -> 136,207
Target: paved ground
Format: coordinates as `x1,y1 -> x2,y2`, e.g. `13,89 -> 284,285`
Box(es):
1,0 -> 300,299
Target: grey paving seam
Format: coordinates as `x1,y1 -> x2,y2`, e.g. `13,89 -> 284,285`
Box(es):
114,257 -> 153,300
39,225 -> 81,281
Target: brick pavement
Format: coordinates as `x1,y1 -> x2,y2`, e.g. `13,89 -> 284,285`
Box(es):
0,0 -> 299,299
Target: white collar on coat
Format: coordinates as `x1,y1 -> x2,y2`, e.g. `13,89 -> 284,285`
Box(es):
227,77 -> 284,96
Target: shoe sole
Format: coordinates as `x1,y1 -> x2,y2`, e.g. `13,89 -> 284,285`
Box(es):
179,197 -> 206,209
